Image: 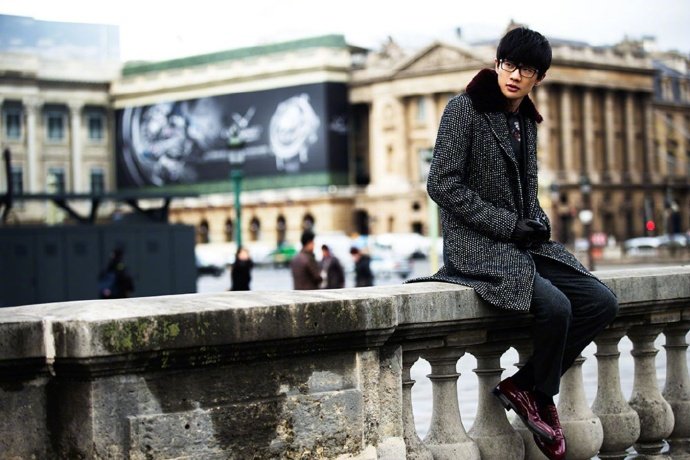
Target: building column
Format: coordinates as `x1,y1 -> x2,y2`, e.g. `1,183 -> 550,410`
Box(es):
536,86 -> 551,169
22,98 -> 41,193
560,87 -> 575,182
583,88 -> 596,181
604,91 -> 616,182
642,96 -> 655,182
624,93 -> 636,182
69,102 -> 83,192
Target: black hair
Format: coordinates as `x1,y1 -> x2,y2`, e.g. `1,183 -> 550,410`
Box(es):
496,27 -> 552,76
301,230 -> 315,246
321,244 -> 330,251
349,247 -> 360,255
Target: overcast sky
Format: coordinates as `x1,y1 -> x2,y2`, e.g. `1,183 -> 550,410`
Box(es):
1,0 -> 688,62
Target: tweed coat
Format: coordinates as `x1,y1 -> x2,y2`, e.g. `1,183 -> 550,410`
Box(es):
408,68 -> 601,311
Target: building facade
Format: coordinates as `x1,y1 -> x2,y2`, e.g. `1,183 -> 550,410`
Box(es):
2,16 -> 689,250
0,15 -> 120,223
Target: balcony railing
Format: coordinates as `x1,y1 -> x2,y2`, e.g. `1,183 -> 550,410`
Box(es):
0,266 -> 688,459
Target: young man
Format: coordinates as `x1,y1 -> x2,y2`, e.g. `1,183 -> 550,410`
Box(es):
410,27 -> 618,460
320,244 -> 346,289
349,246 -> 374,287
290,230 -> 322,290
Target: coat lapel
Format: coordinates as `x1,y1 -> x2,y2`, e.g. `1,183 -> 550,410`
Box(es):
485,112 -> 518,166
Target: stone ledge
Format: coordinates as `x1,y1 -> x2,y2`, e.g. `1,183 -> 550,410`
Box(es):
0,266 -> 688,372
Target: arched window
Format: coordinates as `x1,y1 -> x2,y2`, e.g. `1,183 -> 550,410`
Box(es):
302,213 -> 315,231
199,219 -> 210,244
249,217 -> 261,241
276,215 -> 287,245
224,218 -> 234,242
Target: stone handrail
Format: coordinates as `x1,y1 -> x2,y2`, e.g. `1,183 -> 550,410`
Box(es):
0,266 -> 688,459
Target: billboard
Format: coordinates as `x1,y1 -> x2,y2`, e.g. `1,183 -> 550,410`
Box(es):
115,82 -> 349,190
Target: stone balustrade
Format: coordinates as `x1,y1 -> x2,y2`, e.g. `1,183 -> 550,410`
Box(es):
1,266 -> 689,459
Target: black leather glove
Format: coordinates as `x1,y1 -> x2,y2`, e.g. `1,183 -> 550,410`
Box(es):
512,218 -> 549,247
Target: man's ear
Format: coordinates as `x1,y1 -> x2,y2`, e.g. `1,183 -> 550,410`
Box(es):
494,58 -> 500,71
535,72 -> 547,85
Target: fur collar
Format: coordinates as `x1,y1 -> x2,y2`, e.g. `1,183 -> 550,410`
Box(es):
465,68 -> 543,123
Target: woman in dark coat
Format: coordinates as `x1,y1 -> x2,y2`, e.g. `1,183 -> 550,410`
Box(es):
230,247 -> 253,291
408,27 -> 618,460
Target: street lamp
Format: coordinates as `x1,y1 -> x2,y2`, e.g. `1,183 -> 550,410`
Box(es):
579,174 -> 594,271
229,151 -> 245,250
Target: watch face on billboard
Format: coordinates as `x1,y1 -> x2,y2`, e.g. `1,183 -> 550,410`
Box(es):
115,82 -> 349,189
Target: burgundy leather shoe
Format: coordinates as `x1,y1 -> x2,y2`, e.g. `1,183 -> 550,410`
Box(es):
492,377 -> 556,442
533,403 -> 566,460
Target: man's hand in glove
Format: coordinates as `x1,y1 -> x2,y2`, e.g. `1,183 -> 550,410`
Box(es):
512,218 -> 549,247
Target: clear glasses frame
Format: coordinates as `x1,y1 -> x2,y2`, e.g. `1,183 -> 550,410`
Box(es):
499,60 -> 538,78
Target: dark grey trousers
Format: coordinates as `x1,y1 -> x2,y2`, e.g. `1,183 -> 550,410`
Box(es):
513,254 -> 619,396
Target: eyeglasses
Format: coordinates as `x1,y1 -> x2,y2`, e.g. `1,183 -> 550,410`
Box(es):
499,60 -> 539,78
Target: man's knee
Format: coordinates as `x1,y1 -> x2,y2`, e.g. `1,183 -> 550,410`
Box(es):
533,298 -> 572,328
599,289 -> 619,324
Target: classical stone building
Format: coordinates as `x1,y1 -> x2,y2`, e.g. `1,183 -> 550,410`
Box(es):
0,15 -> 120,224
3,16 -> 689,249
351,33 -> 690,244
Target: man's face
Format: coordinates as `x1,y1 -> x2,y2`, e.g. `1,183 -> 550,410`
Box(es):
495,59 -> 544,106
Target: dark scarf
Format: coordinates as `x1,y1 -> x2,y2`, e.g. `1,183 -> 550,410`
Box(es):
465,68 -> 543,123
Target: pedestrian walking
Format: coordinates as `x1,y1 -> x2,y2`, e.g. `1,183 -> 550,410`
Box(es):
290,230 -> 322,290
349,246 -> 374,287
407,26 -> 619,460
320,244 -> 345,289
230,247 -> 253,291
98,247 -> 135,299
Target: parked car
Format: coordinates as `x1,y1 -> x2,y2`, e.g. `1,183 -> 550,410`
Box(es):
370,251 -> 412,280
658,233 -> 689,248
623,236 -> 663,252
195,254 -> 225,277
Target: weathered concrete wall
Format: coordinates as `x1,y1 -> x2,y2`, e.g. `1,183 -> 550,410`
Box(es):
1,266 -> 689,459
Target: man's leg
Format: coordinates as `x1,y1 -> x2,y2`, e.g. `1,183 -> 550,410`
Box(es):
513,255 -> 618,396
511,269 -> 573,397
532,254 -> 619,383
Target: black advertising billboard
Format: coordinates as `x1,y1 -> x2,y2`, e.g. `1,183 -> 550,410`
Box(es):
115,82 -> 349,192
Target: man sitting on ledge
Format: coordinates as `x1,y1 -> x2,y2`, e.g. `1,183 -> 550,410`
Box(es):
407,26 -> 619,460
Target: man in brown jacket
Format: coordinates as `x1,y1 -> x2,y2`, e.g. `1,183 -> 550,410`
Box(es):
290,230 -> 322,290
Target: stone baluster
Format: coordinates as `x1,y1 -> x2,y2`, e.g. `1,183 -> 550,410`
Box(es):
401,350 -> 433,460
467,343 -> 524,459
422,347 -> 480,460
662,321 -> 690,452
592,326 -> 641,459
506,343 -> 545,459
558,355 -> 604,460
627,325 -> 675,455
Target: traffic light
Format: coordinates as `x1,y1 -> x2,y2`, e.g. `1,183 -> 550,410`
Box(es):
645,220 -> 656,232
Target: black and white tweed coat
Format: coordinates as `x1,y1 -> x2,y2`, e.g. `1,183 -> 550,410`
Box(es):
408,68 -> 598,311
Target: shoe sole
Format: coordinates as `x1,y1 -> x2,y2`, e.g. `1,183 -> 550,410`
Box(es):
492,387 -> 556,443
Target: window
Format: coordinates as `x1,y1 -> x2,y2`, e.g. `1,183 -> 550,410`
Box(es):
87,112 -> 104,141
90,168 -> 105,194
416,97 -> 427,123
46,111 -> 65,141
249,217 -> 261,241
10,166 -> 23,195
223,218 -> 233,242
418,147 -> 433,182
47,167 -> 66,193
277,215 -> 287,245
4,109 -> 21,139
